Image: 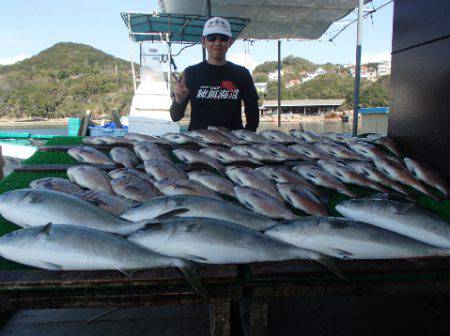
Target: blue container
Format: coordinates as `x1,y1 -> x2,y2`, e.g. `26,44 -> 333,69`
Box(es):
88,126 -> 128,137
67,118 -> 82,136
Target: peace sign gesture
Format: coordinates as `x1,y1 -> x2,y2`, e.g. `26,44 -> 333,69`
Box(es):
172,72 -> 190,103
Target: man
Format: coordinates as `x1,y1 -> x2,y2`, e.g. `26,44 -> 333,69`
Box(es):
170,17 -> 259,131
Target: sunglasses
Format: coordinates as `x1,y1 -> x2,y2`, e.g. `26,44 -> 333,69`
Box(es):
205,34 -> 230,42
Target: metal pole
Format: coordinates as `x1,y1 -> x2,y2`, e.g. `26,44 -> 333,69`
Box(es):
352,0 -> 364,137
277,40 -> 282,127
202,0 -> 212,61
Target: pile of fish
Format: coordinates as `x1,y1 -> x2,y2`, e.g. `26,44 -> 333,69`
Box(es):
0,127 -> 449,294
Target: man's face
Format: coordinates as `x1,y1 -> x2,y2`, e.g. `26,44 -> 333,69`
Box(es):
202,34 -> 232,60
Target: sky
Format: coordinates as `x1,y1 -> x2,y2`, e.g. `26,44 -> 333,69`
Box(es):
0,0 -> 393,72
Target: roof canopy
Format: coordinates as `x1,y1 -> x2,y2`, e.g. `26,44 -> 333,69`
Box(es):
262,99 -> 345,107
158,0 -> 370,40
121,12 -> 248,43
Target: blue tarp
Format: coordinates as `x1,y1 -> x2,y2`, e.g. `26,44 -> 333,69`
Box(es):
121,12 -> 248,44
359,107 -> 389,114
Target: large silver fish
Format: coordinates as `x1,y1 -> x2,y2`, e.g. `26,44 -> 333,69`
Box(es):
288,144 -> 333,160
29,177 -> 83,195
187,171 -> 235,198
127,217 -> 322,265
276,183 -> 328,216
155,178 -> 223,200
111,176 -> 161,202
346,141 -> 400,163
374,136 -> 402,157
226,166 -> 283,202
187,129 -> 234,148
126,133 -> 173,147
108,168 -> 155,184
255,166 -> 322,196
347,161 -> 411,196
0,224 -> 204,294
289,130 -> 321,143
83,136 -> 134,146
0,189 -> 152,235
68,146 -> 115,164
231,145 -> 284,163
207,126 -> 248,145
321,132 -> 352,144
317,160 -> 387,192
133,141 -> 170,161
336,198 -> 450,248
314,142 -> 363,161
172,149 -> 224,174
293,165 -> 357,197
373,158 -> 438,199
120,195 -> 277,231
110,147 -> 139,167
144,160 -> 186,181
73,190 -> 137,216
67,165 -> 114,194
161,133 -> 206,147
234,186 -> 297,220
404,158 -> 450,197
199,147 -> 261,165
230,129 -> 271,144
252,144 -> 307,161
265,216 -> 448,259
258,130 -> 299,144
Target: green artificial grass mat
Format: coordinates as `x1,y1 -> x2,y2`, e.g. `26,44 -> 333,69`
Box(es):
44,136 -> 84,146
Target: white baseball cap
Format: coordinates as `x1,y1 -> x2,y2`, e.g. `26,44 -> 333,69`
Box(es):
202,17 -> 232,38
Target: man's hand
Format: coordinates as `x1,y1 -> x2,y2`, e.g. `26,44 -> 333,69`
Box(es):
172,73 -> 190,103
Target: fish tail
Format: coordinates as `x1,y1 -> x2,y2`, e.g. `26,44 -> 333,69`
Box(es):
316,255 -> 349,283
178,260 -> 207,297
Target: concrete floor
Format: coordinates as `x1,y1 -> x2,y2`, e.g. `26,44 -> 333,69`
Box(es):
1,295 -> 449,335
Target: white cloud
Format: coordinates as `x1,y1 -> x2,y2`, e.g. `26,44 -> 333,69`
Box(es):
362,52 -> 391,64
0,54 -> 31,65
228,53 -> 257,71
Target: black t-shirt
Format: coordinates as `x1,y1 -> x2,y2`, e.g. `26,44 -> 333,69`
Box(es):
170,61 -> 259,131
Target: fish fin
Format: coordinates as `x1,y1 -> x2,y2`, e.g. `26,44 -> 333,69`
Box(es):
153,208 -> 190,220
117,268 -> 135,276
179,222 -> 203,232
178,261 -> 206,297
332,249 -> 353,260
43,261 -> 62,270
316,255 -> 349,283
390,201 -> 416,214
181,254 -> 208,262
39,223 -> 53,237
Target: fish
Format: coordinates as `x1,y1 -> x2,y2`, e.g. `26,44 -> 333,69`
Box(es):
404,158 -> 450,197
289,130 -> 321,143
199,146 -> 261,165
73,190 -> 137,216
83,136 -> 134,146
127,217 -> 323,265
265,216 -> 449,260
111,176 -> 161,202
231,145 -> 284,163
172,148 -> 224,174
346,141 -> 400,164
321,132 -> 352,144
0,224 -> 204,295
29,177 -> 83,195
161,133 -> 207,147
225,166 -> 283,202
374,136 -> 402,157
110,147 -> 139,167
187,171 -> 235,198
258,130 -> 299,144
207,126 -> 248,145
255,166 -> 322,196
68,146 -> 115,165
144,160 -> 186,181
288,144 -> 333,160
154,178 -> 223,201
187,129 -> 234,148
0,189 -> 153,235
335,197 -> 450,248
347,161 -> 411,196
108,168 -> 156,184
67,165 -> 114,194
234,186 -> 297,220
276,183 -> 328,216
373,158 -> 438,200
121,195 -> 277,231
293,164 -> 357,197
133,141 -> 170,161
230,129 -> 272,144
317,160 -> 387,192
252,144 -> 307,161
314,142 -> 363,161
125,133 -> 173,147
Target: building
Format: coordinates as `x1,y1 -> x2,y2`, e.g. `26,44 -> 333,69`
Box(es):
254,82 -> 268,93
349,65 -> 377,81
260,99 -> 345,115
285,79 -> 301,88
301,67 -> 327,83
377,61 -> 391,76
268,70 -> 284,81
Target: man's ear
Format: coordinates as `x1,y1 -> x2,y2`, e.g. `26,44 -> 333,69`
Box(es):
201,37 -> 206,48
229,38 -> 234,47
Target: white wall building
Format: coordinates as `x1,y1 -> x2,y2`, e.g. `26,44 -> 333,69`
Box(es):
377,61 -> 391,76
255,82 -> 268,93
268,70 -> 284,81
301,67 -> 327,83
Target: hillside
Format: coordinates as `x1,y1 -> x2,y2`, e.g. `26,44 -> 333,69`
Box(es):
253,55 -> 390,108
0,42 -> 134,120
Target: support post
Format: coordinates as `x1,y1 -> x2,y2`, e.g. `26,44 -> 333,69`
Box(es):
352,0 -> 364,137
210,301 -> 230,336
0,146 -> 4,180
202,0 -> 212,62
277,40 -> 282,127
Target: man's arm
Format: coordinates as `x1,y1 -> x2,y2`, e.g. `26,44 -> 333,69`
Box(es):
242,69 -> 260,131
170,72 -> 190,122
170,98 -> 189,122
